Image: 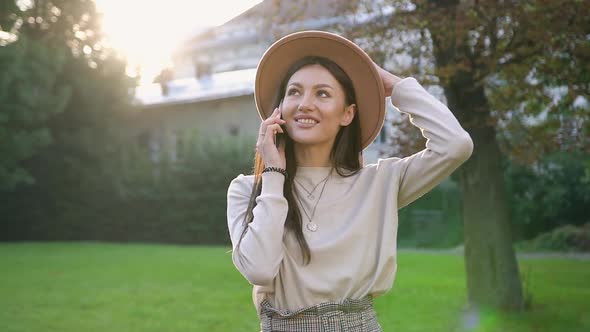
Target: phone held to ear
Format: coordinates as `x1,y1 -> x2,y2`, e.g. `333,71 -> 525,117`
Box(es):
275,100 -> 284,149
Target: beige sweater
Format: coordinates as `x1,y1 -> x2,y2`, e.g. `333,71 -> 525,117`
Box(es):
226,77 -> 473,315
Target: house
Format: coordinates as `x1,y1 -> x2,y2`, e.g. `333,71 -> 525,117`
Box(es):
132,0 -> 394,164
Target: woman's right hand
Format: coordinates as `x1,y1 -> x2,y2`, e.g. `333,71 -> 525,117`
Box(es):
256,107 -> 287,169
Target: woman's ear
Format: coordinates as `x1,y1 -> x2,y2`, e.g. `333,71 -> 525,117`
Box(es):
340,104 -> 356,126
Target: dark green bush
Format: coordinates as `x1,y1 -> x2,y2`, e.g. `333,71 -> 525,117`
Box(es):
1,130 -> 256,245
505,151 -> 590,240
397,179 -> 464,248
114,131 -> 256,245
518,223 -> 590,252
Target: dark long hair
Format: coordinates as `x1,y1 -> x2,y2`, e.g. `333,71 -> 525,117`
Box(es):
237,56 -> 363,264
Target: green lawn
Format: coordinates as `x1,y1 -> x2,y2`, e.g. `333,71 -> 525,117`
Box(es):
1,242 -> 588,332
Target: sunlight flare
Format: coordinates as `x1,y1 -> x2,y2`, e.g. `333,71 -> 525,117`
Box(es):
94,0 -> 262,83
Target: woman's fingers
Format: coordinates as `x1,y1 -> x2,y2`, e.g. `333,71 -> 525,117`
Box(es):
265,123 -> 284,136
259,108 -> 285,136
268,108 -> 285,123
372,61 -> 403,96
255,108 -> 287,168
257,123 -> 283,147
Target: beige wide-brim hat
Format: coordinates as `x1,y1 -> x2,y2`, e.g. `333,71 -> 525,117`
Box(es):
254,30 -> 385,150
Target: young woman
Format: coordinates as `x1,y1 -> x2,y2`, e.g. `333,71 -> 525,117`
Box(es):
227,31 -> 473,331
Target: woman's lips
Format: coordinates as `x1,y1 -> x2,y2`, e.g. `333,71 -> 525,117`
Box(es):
294,120 -> 318,128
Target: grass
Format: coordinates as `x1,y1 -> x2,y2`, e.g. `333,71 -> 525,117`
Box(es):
1,242 -> 588,332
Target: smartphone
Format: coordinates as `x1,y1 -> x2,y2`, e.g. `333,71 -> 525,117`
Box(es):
275,100 -> 284,149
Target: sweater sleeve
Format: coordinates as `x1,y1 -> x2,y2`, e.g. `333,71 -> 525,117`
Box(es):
226,172 -> 289,285
389,77 -> 473,209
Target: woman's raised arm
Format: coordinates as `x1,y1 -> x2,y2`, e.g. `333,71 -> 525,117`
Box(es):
382,74 -> 474,209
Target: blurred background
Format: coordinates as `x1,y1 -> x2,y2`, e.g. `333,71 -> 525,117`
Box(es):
1,0 -> 588,331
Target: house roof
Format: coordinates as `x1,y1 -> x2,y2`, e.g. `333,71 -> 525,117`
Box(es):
135,0 -> 391,109
175,0 -> 355,57
225,0 -> 349,25
133,68 -> 256,108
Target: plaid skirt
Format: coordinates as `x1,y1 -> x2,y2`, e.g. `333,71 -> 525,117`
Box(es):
259,295 -> 382,332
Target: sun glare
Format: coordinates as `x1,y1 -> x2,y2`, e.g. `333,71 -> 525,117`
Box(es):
94,0 -> 262,84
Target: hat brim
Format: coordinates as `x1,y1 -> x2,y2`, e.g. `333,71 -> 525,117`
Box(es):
254,30 -> 385,150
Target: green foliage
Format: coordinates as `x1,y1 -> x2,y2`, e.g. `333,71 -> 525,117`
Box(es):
0,34 -> 70,190
398,179 -> 464,248
344,0 -> 589,161
5,50 -> 136,241
0,0 -> 135,192
399,150 -> 590,249
0,0 -> 136,239
517,223 -> 590,252
113,132 -> 255,244
1,129 -> 256,244
505,151 -> 590,239
0,0 -> 19,33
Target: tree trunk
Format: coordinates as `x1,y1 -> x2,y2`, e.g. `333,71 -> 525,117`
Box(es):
446,79 -> 525,311
423,0 -> 525,310
459,124 -> 524,311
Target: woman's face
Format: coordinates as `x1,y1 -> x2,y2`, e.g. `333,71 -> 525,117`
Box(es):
281,64 -> 355,147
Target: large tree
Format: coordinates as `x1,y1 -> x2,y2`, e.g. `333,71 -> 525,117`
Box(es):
0,0 -> 73,190
337,0 -> 589,311
0,33 -> 70,190
0,0 -> 135,237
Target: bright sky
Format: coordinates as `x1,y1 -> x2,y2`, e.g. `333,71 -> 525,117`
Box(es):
94,0 -> 263,84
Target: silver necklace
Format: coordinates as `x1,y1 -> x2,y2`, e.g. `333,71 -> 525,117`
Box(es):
293,172 -> 331,200
294,169 -> 332,232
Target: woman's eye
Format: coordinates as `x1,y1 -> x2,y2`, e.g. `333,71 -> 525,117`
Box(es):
317,90 -> 330,97
287,88 -> 299,96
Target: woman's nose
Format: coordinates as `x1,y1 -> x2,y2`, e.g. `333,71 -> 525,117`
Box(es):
297,93 -> 315,111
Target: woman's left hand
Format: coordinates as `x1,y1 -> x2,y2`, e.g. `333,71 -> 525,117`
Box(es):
373,62 -> 403,97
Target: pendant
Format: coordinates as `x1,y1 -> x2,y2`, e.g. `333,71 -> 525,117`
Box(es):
306,222 -> 318,232
309,194 -> 315,200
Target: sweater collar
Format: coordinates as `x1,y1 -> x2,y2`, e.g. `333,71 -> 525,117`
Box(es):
295,166 -> 334,182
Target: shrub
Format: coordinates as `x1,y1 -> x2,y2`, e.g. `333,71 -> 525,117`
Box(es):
114,131 -> 256,244
505,151 -> 590,240
518,223 -> 590,252
397,179 -> 464,248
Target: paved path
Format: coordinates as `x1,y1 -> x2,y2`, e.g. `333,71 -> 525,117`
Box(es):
398,248 -> 590,261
